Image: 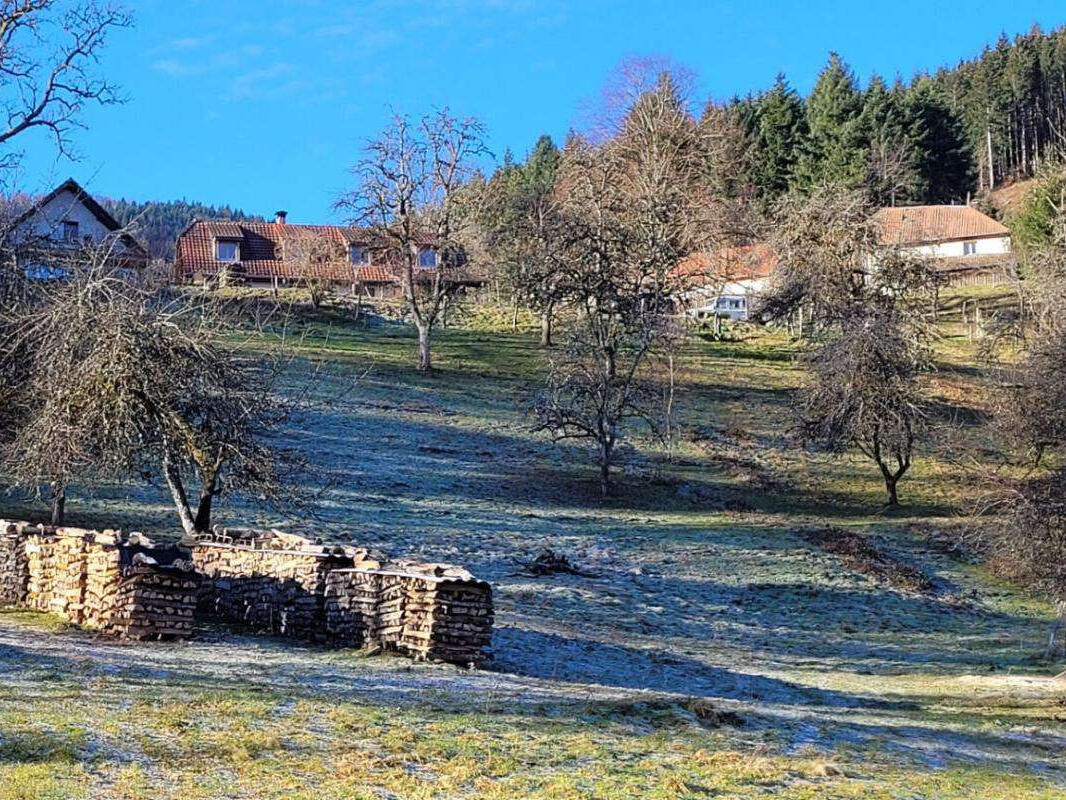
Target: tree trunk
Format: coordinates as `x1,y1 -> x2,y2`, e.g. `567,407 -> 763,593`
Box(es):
511,299 -> 519,333
884,474 -> 899,507
162,450 -> 197,537
194,490 -> 214,533
598,438 -> 613,497
417,322 -> 432,372
539,308 -> 553,348
1047,600 -> 1066,660
987,126 -> 996,190
49,481 -> 65,526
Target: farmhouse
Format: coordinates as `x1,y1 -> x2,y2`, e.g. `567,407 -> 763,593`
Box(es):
674,243 -> 777,321
5,178 -> 148,279
871,204 -> 1016,286
175,213 -> 481,298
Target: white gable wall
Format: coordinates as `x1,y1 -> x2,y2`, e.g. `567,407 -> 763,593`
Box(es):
14,188 -> 122,249
901,235 -> 1011,259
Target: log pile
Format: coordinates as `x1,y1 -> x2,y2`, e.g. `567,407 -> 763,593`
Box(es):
0,520 -> 493,662
195,529 -> 493,664
0,522 -> 28,607
106,565 -> 200,640
324,564 -> 493,665
0,520 -> 199,640
190,528 -> 363,640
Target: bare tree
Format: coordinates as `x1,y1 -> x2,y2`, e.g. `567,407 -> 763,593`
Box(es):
534,73 -> 711,494
281,227 -> 347,309
865,129 -> 922,208
339,109 -> 489,371
0,1 -> 131,175
758,185 -> 935,505
0,241 -> 315,535
798,309 -> 927,506
977,232 -> 1066,652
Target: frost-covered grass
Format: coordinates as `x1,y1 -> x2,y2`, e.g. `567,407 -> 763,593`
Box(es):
2,315 -> 1065,798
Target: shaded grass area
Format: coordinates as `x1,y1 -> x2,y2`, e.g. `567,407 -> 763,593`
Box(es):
1,613 -> 1065,800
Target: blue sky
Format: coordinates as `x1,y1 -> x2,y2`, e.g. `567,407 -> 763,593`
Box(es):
17,0 -> 1066,221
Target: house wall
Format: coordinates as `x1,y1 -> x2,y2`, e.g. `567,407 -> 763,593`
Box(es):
679,276 -> 769,319
903,236 -> 1011,258
15,189 -> 119,249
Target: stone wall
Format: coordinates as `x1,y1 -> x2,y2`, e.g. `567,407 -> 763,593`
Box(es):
0,520 -> 200,639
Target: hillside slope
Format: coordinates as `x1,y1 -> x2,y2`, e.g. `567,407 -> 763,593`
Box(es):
1,318 -> 1063,798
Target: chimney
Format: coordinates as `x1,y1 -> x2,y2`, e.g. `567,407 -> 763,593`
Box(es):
275,210 -> 288,225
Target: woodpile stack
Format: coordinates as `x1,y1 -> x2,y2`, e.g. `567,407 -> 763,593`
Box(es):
324,564 -> 493,665
323,568 -> 380,647
106,565 -> 200,639
190,528 -> 361,640
0,519 -> 493,661
0,520 -> 199,640
195,529 -> 493,664
0,522 -> 28,607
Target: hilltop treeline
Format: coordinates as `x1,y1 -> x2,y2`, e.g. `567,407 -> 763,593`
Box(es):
102,198 -> 262,261
931,26 -> 1066,189
723,24 -> 1066,208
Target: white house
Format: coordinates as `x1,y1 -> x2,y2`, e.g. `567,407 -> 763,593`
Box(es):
871,205 -> 1015,286
674,244 -> 777,321
6,178 -> 147,279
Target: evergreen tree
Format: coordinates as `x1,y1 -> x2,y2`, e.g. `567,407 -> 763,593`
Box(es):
903,80 -> 975,203
859,74 -> 922,205
749,74 -> 807,198
795,53 -> 866,189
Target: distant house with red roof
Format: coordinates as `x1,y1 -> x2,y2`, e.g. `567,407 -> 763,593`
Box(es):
871,204 -> 1015,286
673,243 -> 777,321
174,212 -> 480,298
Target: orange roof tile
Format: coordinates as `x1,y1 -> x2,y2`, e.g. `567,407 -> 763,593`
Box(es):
175,220 -> 439,283
674,243 -> 776,287
871,205 -> 1009,247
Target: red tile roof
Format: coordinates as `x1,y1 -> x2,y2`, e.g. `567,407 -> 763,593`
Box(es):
674,243 -> 777,288
175,220 -> 443,284
872,205 -> 1009,247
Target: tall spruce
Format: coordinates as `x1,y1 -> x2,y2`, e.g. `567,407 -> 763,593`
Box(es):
859,75 -> 922,206
903,80 -> 974,202
748,74 -> 807,198
795,53 -> 866,189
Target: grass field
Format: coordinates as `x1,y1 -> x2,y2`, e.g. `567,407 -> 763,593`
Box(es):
1,310 -> 1064,799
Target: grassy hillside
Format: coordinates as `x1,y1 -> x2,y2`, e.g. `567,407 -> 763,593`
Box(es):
1,312 -> 1064,799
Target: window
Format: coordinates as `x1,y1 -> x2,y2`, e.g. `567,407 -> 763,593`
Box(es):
62,220 -> 78,244
216,239 -> 239,262
25,264 -> 69,281
963,240 -> 977,256
350,245 -> 370,265
418,248 -> 437,269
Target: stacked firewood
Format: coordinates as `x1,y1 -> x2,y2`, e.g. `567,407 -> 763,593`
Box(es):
323,567 -> 380,647
0,520 -> 199,639
0,522 -> 29,607
106,564 -> 200,640
398,569 -> 494,664
0,521 -> 493,659
324,564 -> 493,665
190,528 -> 357,640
